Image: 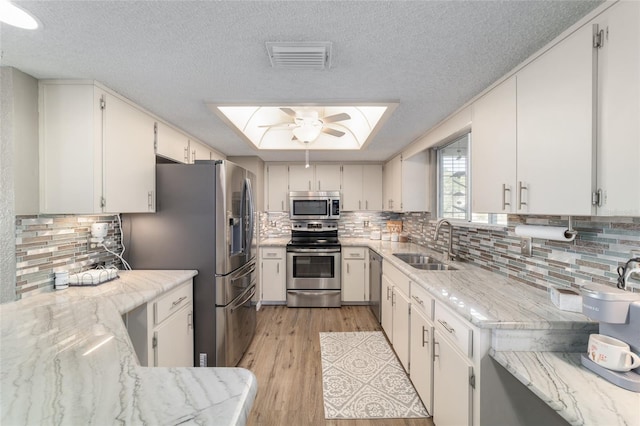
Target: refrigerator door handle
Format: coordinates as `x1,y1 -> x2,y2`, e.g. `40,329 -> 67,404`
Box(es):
244,177 -> 255,258
230,286 -> 256,313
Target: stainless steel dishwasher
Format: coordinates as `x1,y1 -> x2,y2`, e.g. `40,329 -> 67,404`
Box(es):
369,250 -> 382,323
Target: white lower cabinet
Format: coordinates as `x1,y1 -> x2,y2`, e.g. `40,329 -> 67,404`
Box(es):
433,329 -> 474,426
260,247 -> 286,303
381,274 -> 394,341
409,284 -> 435,414
342,247 -> 369,303
126,279 -> 194,367
392,287 -> 410,372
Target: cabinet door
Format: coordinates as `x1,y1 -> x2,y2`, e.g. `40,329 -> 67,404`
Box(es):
266,165 -> 289,211
155,121 -> 189,163
383,155 -> 402,211
410,308 -> 433,414
516,23 -> 595,215
289,165 -> 314,191
103,94 -> 156,213
261,258 -> 286,302
154,304 -> 194,367
393,288 -> 410,372
315,165 -> 342,192
381,275 -> 394,341
342,165 -> 363,211
596,1 -> 640,216
471,77 -> 517,213
190,140 -> 212,162
433,330 -> 473,426
342,258 -> 367,302
362,165 -> 383,211
39,83 -> 102,214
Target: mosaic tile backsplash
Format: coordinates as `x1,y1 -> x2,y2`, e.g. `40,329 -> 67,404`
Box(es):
260,211 -> 640,291
15,211 -> 639,299
15,215 -> 123,298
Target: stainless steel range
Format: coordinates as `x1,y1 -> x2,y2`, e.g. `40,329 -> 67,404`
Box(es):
286,220 -> 341,307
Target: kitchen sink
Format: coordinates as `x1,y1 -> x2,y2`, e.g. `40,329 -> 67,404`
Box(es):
393,252 -> 457,271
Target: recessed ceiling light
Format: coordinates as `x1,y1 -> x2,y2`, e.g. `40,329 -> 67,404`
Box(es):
0,0 -> 39,30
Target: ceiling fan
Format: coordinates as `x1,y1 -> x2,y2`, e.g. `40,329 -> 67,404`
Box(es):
259,107 -> 351,142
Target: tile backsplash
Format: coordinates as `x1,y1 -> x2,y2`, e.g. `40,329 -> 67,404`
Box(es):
260,211 -> 639,291
15,215 -> 123,298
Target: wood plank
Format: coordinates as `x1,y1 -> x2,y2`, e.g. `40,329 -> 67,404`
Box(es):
238,306 -> 434,426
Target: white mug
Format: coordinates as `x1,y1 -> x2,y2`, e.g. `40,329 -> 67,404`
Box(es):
587,334 -> 640,372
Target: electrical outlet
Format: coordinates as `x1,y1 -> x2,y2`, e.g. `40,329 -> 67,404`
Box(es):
521,237 -> 532,257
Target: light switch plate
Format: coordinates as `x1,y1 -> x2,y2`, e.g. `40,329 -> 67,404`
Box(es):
521,237 -> 532,257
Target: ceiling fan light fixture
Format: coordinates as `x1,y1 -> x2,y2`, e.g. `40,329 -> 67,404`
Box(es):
292,121 -> 322,143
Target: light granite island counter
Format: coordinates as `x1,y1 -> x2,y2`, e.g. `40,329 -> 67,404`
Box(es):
0,270 -> 257,426
260,237 -> 636,425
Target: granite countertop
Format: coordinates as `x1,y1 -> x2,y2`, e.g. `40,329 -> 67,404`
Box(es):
490,350 -> 640,426
261,237 -> 594,331
0,270 -> 257,426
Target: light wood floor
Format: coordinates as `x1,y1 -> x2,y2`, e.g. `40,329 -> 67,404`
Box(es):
238,305 -> 434,426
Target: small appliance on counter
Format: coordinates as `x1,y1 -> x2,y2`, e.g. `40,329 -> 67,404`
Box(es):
581,283 -> 640,392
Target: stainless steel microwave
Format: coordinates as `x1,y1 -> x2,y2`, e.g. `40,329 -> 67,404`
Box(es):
289,191 -> 340,220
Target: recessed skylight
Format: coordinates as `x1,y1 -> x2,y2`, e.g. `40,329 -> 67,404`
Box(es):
0,1 -> 39,30
210,104 -> 397,151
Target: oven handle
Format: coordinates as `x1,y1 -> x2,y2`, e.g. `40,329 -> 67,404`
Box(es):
287,248 -> 341,253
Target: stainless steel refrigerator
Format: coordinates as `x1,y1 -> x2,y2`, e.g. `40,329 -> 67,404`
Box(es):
124,160 -> 256,367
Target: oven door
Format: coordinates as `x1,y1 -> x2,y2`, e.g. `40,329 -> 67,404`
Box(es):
286,248 -> 341,290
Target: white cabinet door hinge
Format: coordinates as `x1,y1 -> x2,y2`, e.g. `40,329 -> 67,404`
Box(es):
593,25 -> 604,49
592,189 -> 602,207
153,123 -> 158,151
99,97 -> 106,110
100,196 -> 106,208
469,373 -> 476,389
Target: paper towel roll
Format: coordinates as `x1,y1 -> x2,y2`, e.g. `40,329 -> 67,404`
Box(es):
514,225 -> 577,242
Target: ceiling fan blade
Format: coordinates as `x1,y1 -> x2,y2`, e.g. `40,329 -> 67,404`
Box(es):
322,113 -> 351,123
280,107 -> 297,117
258,122 -> 294,128
322,128 -> 345,137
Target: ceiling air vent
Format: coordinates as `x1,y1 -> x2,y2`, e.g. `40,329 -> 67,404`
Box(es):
266,42 -> 332,70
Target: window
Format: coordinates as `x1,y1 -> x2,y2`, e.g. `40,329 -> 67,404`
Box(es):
436,132 -> 507,226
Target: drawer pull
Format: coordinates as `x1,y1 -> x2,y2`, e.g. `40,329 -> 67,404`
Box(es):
438,319 -> 455,334
412,295 -> 424,306
172,296 -> 187,308
434,340 -> 440,359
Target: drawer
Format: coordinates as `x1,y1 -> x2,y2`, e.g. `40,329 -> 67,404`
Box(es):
343,247 -> 366,259
410,284 -> 434,319
261,247 -> 285,259
155,280 -> 193,325
434,302 -> 473,357
383,260 -> 410,296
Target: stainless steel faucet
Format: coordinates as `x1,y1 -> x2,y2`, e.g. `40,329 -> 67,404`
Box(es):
434,219 -> 457,261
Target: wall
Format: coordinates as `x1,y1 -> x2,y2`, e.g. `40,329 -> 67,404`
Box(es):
15,215 -> 123,298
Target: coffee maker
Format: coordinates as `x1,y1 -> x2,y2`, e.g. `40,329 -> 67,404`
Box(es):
581,283 -> 640,392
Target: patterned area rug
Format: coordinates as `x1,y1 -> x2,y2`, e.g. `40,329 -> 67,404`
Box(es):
319,331 -> 428,419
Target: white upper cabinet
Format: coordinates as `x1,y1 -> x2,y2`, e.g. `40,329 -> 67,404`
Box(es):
39,81 -> 156,214
594,1 -> 640,216
471,77 -> 517,213
342,165 -> 383,211
315,164 -> 342,192
189,139 -> 213,163
103,94 -> 156,213
516,22 -> 595,215
155,122 -> 189,164
288,165 -> 315,191
266,164 -> 289,211
383,152 -> 430,212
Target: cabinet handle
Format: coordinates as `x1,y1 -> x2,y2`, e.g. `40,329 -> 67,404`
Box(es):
281,200 -> 284,211
422,326 -> 429,347
148,191 -> 154,211
365,200 -> 368,210
188,311 -> 193,330
502,184 -> 511,210
277,263 -> 279,274
172,296 -> 187,308
347,263 -> 350,273
308,181 -> 311,190
392,292 -> 396,306
411,295 -> 424,306
438,319 -> 455,334
386,286 -> 391,300
184,146 -> 189,163
434,339 -> 440,359
192,149 -> 196,163
318,181 -> 321,190
518,181 -> 528,209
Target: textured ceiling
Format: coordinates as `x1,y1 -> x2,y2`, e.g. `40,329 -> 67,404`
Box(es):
1,0 -> 601,162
